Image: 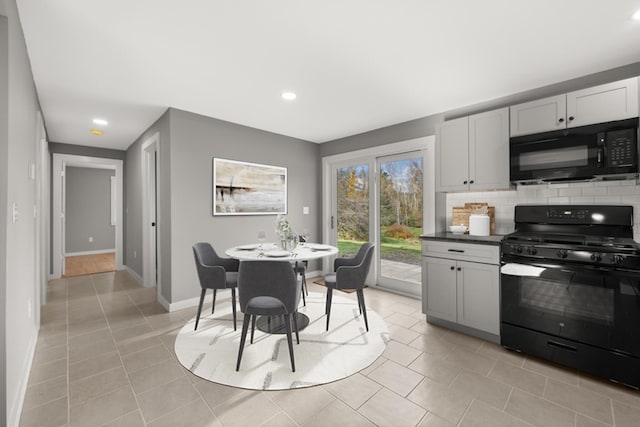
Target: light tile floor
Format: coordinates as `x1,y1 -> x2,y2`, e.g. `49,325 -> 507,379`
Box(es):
19,271 -> 640,427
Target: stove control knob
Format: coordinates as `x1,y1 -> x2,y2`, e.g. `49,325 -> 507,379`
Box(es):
590,253 -> 602,262
556,249 -> 568,259
516,245 -> 523,253
611,254 -> 625,265
529,247 -> 538,255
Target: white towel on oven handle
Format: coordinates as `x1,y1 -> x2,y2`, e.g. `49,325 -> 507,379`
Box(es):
501,263 -> 545,277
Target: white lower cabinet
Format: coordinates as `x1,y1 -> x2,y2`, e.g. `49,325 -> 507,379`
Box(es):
422,240 -> 500,337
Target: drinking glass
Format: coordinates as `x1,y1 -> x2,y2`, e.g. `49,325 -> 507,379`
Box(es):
257,230 -> 266,248
301,229 -> 310,245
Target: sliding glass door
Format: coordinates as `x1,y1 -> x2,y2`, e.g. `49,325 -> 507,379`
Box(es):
376,152 -> 423,294
324,137 -> 433,298
332,160 -> 371,258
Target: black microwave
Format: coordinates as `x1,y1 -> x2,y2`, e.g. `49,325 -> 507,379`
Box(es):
510,118 -> 639,184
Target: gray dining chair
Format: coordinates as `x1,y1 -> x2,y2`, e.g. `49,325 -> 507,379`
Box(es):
192,242 -> 239,331
236,260 -> 301,372
323,242 -> 375,332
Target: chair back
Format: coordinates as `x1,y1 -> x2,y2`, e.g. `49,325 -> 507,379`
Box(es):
238,261 -> 300,314
336,242 -> 375,290
193,242 -> 226,289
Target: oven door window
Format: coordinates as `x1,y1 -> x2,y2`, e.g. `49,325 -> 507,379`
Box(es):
501,263 -> 640,357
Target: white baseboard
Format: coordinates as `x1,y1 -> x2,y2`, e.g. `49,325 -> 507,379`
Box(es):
167,271 -> 323,313
123,265 -> 144,285
158,293 -> 170,311
65,249 -> 116,256
306,269 -> 322,279
8,328 -> 38,427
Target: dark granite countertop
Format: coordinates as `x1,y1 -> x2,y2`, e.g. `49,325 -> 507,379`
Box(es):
420,232 -> 505,246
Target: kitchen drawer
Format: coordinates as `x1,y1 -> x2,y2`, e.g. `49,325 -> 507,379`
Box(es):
422,240 -> 499,264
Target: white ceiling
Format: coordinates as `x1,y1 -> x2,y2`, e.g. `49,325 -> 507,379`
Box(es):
16,1 -> 640,150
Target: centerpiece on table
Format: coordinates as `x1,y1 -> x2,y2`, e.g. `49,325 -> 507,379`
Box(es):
274,214 -> 299,251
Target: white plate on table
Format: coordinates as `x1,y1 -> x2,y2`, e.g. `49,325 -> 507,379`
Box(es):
264,250 -> 290,258
306,243 -> 332,251
237,244 -> 260,250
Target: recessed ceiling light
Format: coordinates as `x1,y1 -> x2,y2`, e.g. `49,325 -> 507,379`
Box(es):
90,129 -> 104,136
92,118 -> 108,126
281,91 -> 297,101
633,9 -> 640,20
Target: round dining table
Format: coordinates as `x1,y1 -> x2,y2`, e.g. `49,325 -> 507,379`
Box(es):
225,242 -> 339,334
225,242 -> 338,262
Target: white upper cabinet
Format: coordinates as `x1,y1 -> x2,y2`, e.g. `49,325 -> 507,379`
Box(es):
510,77 -> 639,137
567,78 -> 638,128
436,116 -> 469,192
436,108 -> 509,192
509,94 -> 566,136
469,108 -> 510,190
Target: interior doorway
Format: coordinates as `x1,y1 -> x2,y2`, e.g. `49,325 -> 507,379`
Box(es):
52,154 -> 123,279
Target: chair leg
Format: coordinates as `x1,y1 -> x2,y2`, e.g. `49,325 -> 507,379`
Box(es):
231,288 -> 237,331
301,271 -> 308,296
236,314 -> 251,371
211,289 -> 217,314
357,289 -> 369,332
284,314 -> 295,372
292,312 -> 299,344
194,288 -> 206,331
301,284 -> 306,306
325,288 -> 333,331
250,315 -> 257,344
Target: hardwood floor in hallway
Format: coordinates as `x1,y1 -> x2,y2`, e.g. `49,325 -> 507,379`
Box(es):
63,253 -> 115,277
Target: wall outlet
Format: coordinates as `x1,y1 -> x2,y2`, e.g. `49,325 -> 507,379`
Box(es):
88,236 -> 93,243
303,206 -> 309,215
27,299 -> 32,318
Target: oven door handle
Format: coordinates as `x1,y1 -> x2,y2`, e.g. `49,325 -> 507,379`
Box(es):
500,262 -> 546,277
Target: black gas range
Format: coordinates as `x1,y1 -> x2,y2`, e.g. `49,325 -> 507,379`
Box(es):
502,204 -> 640,269
500,205 -> 640,388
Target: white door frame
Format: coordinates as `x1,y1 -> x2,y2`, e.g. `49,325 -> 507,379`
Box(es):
142,133 -> 160,292
35,112 -> 49,310
52,153 -> 123,279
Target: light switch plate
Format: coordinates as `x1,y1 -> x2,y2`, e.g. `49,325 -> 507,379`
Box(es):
303,206 -> 309,215
12,202 -> 18,223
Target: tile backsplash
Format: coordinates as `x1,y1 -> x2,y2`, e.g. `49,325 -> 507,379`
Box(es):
445,180 -> 640,240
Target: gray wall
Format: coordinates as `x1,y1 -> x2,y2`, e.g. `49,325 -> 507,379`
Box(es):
125,108 -> 320,305
125,109 -> 171,299
0,13 -> 8,427
65,167 -> 115,253
49,141 -> 126,160
1,0 -> 44,424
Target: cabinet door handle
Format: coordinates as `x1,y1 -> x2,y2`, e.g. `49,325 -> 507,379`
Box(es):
450,266 -> 455,270
457,267 -> 462,271
558,117 -> 564,123
469,180 -> 474,184
568,116 -> 575,122
448,249 -> 465,253
463,180 -> 468,185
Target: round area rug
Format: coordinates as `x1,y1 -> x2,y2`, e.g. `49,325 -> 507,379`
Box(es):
175,292 -> 389,390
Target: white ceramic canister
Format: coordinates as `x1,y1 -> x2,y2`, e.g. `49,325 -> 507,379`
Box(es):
468,214 -> 490,236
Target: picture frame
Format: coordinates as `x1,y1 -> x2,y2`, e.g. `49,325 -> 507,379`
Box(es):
212,158 -> 287,216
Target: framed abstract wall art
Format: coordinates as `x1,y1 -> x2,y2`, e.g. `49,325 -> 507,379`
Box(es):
212,158 -> 287,215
